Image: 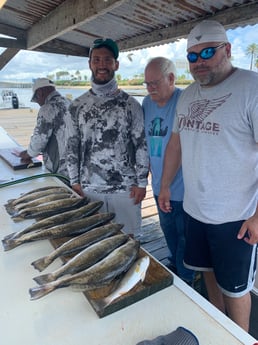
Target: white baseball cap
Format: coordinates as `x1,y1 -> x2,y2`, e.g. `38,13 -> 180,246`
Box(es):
187,20 -> 229,50
31,78 -> 55,102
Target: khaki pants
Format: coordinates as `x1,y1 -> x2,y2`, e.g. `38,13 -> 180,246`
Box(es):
83,189 -> 142,235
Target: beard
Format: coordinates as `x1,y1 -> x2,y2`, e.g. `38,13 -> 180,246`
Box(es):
92,69 -> 115,85
191,55 -> 230,87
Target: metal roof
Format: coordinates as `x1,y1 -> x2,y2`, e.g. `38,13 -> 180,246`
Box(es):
0,0 -> 258,69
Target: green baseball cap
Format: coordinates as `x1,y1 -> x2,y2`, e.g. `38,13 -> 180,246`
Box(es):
90,38 -> 119,59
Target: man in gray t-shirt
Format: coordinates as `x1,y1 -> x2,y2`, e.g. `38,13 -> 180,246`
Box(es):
159,20 -> 258,332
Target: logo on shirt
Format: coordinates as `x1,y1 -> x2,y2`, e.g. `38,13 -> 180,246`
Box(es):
149,117 -> 168,137
178,93 -> 231,134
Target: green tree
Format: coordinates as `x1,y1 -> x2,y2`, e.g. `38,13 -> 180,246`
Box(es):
75,70 -> 81,81
56,71 -> 70,80
245,43 -> 258,70
47,74 -> 55,81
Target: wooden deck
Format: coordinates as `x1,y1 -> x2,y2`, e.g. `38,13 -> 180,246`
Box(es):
0,107 -> 257,340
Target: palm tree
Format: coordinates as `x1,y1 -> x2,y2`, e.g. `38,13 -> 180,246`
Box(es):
245,43 -> 258,70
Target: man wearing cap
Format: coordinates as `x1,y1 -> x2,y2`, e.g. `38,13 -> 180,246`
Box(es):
19,78 -> 70,178
65,38 -> 149,235
158,20 -> 258,331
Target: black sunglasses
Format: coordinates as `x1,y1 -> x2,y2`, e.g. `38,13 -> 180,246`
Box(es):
187,43 -> 226,63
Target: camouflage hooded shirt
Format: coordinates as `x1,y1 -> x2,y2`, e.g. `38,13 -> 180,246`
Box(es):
27,90 -> 70,177
66,89 -> 149,193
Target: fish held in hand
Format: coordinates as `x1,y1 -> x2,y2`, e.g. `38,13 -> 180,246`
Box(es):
99,256 -> 150,308
33,234 -> 129,284
2,212 -> 115,251
29,239 -> 140,300
31,222 -> 124,272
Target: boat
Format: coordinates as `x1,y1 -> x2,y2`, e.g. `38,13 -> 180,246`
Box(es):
1,90 -> 19,108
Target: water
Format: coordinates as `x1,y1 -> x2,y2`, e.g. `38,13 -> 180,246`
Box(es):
0,87 -> 145,109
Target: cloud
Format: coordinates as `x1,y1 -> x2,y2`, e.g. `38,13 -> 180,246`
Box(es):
0,24 -> 257,82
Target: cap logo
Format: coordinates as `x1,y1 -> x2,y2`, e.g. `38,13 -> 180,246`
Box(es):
195,35 -> 202,41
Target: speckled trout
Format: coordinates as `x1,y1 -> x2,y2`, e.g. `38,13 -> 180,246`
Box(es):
29,239 -> 140,300
33,234 -> 129,284
3,201 -> 104,242
11,196 -> 89,221
6,186 -> 72,207
8,192 -> 73,214
31,222 -> 124,272
2,212 -> 115,251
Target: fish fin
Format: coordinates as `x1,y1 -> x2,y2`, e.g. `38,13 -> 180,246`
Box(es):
29,283 -> 55,300
96,298 -> 109,310
1,238 -> 20,251
31,257 -> 50,272
33,273 -> 55,285
2,232 -> 18,241
10,215 -> 24,222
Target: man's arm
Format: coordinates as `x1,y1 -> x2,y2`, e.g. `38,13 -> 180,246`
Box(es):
158,132 -> 182,212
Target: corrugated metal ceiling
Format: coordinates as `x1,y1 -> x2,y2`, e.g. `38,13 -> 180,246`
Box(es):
0,0 -> 257,60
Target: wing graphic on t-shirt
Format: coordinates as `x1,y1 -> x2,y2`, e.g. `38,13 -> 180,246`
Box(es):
178,93 -> 232,129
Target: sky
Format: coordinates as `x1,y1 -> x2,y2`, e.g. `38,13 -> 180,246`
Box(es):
0,23 -> 257,83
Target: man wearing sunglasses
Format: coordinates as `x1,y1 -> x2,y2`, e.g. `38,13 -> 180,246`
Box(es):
159,20 -> 258,332
65,38 -> 149,236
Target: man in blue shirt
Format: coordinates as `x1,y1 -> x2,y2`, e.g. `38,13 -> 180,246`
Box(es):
143,57 -> 194,284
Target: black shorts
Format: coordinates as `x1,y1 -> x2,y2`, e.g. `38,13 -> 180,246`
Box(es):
184,214 -> 257,297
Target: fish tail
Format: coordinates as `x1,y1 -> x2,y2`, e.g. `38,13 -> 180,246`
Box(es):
2,232 -> 18,241
1,237 -> 20,251
31,257 -> 51,272
97,299 -> 108,310
33,273 -> 55,285
29,283 -> 55,300
97,294 -> 116,310
4,204 -> 16,215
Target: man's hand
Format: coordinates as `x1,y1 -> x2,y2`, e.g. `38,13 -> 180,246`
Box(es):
72,183 -> 85,197
16,150 -> 32,162
238,214 -> 258,245
158,188 -> 171,213
130,186 -> 146,205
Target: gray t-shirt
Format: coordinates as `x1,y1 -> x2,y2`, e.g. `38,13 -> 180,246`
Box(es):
173,68 -> 258,224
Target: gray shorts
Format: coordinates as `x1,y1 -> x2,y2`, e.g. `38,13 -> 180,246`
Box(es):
83,189 -> 142,235
184,214 -> 257,297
